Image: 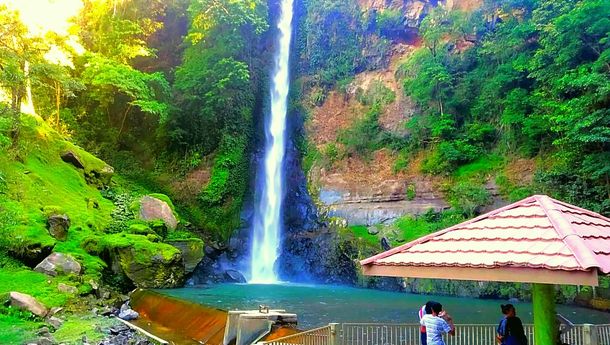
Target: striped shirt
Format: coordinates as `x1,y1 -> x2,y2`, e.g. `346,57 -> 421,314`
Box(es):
420,314 -> 452,345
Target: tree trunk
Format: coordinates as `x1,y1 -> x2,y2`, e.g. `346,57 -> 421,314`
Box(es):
55,81 -> 61,130
10,88 -> 22,142
117,104 -> 133,141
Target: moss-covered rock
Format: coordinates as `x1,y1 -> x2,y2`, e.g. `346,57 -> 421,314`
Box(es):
60,142 -> 114,188
46,214 -> 70,241
94,234 -> 185,288
166,238 -> 204,274
127,223 -> 154,236
6,225 -> 56,267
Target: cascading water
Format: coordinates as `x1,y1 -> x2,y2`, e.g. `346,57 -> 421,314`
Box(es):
250,0 -> 294,283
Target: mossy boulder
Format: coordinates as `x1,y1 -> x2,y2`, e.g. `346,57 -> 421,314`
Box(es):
127,223 -> 154,236
46,214 -> 70,241
60,142 -> 114,188
166,238 -> 204,274
94,234 -> 185,288
6,226 -> 56,267
132,194 -> 179,230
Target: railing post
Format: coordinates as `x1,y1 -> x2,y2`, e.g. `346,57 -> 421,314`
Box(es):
329,323 -> 340,345
583,324 -> 599,345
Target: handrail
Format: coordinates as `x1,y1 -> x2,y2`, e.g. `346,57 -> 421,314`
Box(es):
257,324 -> 333,344
256,323 -> 610,345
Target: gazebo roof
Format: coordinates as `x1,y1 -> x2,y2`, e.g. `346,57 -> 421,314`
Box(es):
360,195 -> 610,286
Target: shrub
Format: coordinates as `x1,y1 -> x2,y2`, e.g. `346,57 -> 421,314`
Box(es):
448,181 -> 491,217
338,104 -> 383,157
421,141 -> 483,175
406,184 -> 416,200
356,80 -> 396,106
376,9 -> 403,36
392,150 -> 409,174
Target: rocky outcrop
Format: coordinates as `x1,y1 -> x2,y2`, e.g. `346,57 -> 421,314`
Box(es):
6,291 -> 47,317
225,269 -> 247,283
99,322 -> 152,345
279,229 -> 359,284
34,253 -> 81,277
136,195 -> 178,230
316,172 -> 448,226
167,239 -> 205,274
60,143 -> 114,187
99,235 -> 185,288
47,214 -> 70,241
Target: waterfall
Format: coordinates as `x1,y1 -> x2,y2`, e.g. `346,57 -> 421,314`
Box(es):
250,0 -> 294,283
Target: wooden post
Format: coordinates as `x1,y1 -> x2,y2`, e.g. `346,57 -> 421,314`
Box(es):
532,283 -> 558,345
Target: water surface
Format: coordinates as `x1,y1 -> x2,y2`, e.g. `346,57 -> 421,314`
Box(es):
160,284 -> 610,328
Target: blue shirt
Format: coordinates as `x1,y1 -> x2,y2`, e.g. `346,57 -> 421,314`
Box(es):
420,314 -> 452,345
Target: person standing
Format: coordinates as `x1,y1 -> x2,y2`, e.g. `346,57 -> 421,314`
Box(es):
420,302 -> 455,345
496,304 -> 528,345
419,301 -> 435,345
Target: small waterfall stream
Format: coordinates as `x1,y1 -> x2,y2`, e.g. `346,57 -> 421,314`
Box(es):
250,0 -> 294,283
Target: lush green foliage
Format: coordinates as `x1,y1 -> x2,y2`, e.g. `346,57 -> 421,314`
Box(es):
395,0 -> 610,212
300,0 -> 362,87
169,0 -> 268,239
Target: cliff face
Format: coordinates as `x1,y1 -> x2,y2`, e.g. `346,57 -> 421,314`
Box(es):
301,0 -> 483,226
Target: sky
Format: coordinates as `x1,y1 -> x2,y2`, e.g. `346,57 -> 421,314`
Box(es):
0,0 -> 83,36
0,0 -> 85,112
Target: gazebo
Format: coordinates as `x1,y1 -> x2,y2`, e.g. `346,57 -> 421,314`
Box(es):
360,195 -> 610,344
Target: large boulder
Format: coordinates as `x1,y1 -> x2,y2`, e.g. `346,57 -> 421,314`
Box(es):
136,195 -> 178,230
34,253 -> 81,277
224,270 -> 247,283
167,239 -> 204,274
60,143 -> 114,187
5,292 -> 47,317
98,234 -> 185,288
47,214 -> 70,241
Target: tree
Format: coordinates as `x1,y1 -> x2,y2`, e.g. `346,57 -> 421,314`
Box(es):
77,0 -> 166,64
80,54 -> 169,141
31,62 -> 83,130
0,6 -> 41,112
169,0 -> 268,239
530,0 -> 610,200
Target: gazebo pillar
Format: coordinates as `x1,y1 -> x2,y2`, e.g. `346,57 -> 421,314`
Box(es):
532,283 -> 558,345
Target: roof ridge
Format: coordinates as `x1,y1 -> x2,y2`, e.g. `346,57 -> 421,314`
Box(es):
401,249 -> 573,256
360,195 -> 538,265
547,196 -> 610,223
534,195 -> 602,271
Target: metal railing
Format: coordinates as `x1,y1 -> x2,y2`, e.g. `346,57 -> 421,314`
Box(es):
256,323 -> 610,345
258,324 -> 335,345
342,323 -> 420,345
598,324 -> 610,344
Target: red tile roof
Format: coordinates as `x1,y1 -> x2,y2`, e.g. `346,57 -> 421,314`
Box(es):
360,195 -> 610,275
